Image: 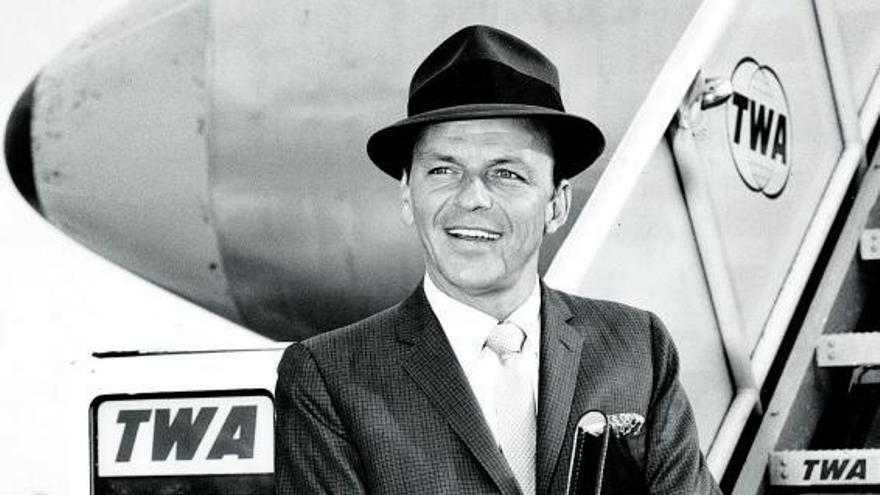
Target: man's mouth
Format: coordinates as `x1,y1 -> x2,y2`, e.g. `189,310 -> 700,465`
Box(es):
445,227 -> 501,241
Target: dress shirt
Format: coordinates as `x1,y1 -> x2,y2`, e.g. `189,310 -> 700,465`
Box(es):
422,274 -> 541,444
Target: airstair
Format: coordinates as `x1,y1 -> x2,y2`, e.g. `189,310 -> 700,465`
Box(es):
732,126 -> 880,493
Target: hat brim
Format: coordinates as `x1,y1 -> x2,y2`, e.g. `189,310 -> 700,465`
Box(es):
366,103 -> 605,180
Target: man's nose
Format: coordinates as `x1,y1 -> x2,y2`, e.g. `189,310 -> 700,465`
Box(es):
454,175 -> 492,210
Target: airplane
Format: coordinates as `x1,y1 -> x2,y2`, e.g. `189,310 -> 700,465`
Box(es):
2,0 -> 879,493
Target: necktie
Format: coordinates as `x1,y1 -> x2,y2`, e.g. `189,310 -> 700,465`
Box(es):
485,322 -> 536,495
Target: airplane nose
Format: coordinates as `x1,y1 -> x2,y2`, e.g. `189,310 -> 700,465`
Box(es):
4,78 -> 41,214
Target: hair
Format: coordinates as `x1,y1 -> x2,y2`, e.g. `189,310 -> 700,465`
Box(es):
405,118 -> 565,188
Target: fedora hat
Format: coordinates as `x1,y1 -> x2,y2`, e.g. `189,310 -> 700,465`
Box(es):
367,24 -> 605,180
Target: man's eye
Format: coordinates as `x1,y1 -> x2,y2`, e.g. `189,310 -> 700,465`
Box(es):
493,169 -> 525,181
427,166 -> 455,175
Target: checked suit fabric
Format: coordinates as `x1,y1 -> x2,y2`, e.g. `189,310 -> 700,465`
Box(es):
275,284 -> 721,494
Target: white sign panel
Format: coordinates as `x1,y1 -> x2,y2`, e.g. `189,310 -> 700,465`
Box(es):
95,394 -> 273,477
770,449 -> 880,486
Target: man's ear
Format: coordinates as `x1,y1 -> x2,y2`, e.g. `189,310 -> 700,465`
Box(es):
544,179 -> 572,234
400,170 -> 414,226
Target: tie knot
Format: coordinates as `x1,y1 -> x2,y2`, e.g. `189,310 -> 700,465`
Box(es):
485,322 -> 525,356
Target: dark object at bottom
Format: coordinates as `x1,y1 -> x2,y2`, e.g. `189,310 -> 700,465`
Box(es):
567,411 -> 611,495
94,474 -> 273,495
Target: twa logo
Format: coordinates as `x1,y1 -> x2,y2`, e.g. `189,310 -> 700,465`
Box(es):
96,394 -> 273,477
803,458 -> 867,482
726,58 -> 791,198
114,406 -> 256,463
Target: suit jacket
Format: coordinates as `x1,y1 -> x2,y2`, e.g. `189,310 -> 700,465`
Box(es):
275,284 -> 721,494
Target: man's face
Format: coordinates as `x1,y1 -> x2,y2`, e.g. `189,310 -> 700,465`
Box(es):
401,118 -> 571,299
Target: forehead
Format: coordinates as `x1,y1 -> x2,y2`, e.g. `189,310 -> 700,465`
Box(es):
413,118 -> 552,157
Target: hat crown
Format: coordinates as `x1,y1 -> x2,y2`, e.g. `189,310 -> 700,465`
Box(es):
366,25 -> 605,180
407,25 -> 564,116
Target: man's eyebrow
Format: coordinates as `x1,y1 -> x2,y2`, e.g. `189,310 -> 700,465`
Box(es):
488,156 -> 526,166
414,150 -> 462,165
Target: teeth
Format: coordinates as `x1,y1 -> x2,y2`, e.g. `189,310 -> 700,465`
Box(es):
447,228 -> 500,240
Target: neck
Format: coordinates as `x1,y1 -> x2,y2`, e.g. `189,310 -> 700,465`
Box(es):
427,271 -> 538,321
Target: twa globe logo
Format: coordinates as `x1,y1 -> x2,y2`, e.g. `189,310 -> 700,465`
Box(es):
726,58 -> 792,198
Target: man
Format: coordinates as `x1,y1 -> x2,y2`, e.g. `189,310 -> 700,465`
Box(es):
275,25 -> 720,495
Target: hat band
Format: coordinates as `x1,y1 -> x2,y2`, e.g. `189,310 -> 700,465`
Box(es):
407,60 -> 564,117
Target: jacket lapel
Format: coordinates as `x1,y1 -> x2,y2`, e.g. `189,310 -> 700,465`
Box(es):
397,287 -> 522,495
537,286 -> 584,495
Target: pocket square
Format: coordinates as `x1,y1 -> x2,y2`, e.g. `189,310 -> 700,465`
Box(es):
607,413 -> 645,438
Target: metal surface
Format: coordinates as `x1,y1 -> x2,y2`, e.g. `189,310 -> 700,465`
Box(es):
861,72 -> 880,140
16,0 -> 706,340
205,0 -> 704,338
834,0 -> 880,116
669,73 -> 759,474
693,0 -> 848,371
749,0 -> 864,386
769,449 -> 880,486
546,0 -> 740,284
816,333 -> 880,367
30,0 -> 240,323
733,2 -> 880,490
549,0 -> 867,477
546,0 -> 743,460
732,69 -> 880,495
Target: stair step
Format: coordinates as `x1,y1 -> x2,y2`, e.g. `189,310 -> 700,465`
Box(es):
816,333 -> 880,367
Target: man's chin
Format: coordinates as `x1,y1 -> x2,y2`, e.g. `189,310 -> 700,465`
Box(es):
450,277 -> 503,294
433,267 -> 509,296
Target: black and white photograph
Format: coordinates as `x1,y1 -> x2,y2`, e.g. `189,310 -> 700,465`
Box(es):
1,1 -> 878,493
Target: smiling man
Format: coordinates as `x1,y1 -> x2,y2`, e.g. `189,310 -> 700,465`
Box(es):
275,25 -> 720,495
403,118 -> 567,319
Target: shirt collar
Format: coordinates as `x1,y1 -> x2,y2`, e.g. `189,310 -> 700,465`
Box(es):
423,274 -> 541,360
506,280 -> 541,357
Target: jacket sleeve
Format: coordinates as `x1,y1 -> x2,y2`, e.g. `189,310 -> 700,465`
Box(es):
274,342 -> 367,495
644,313 -> 722,495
